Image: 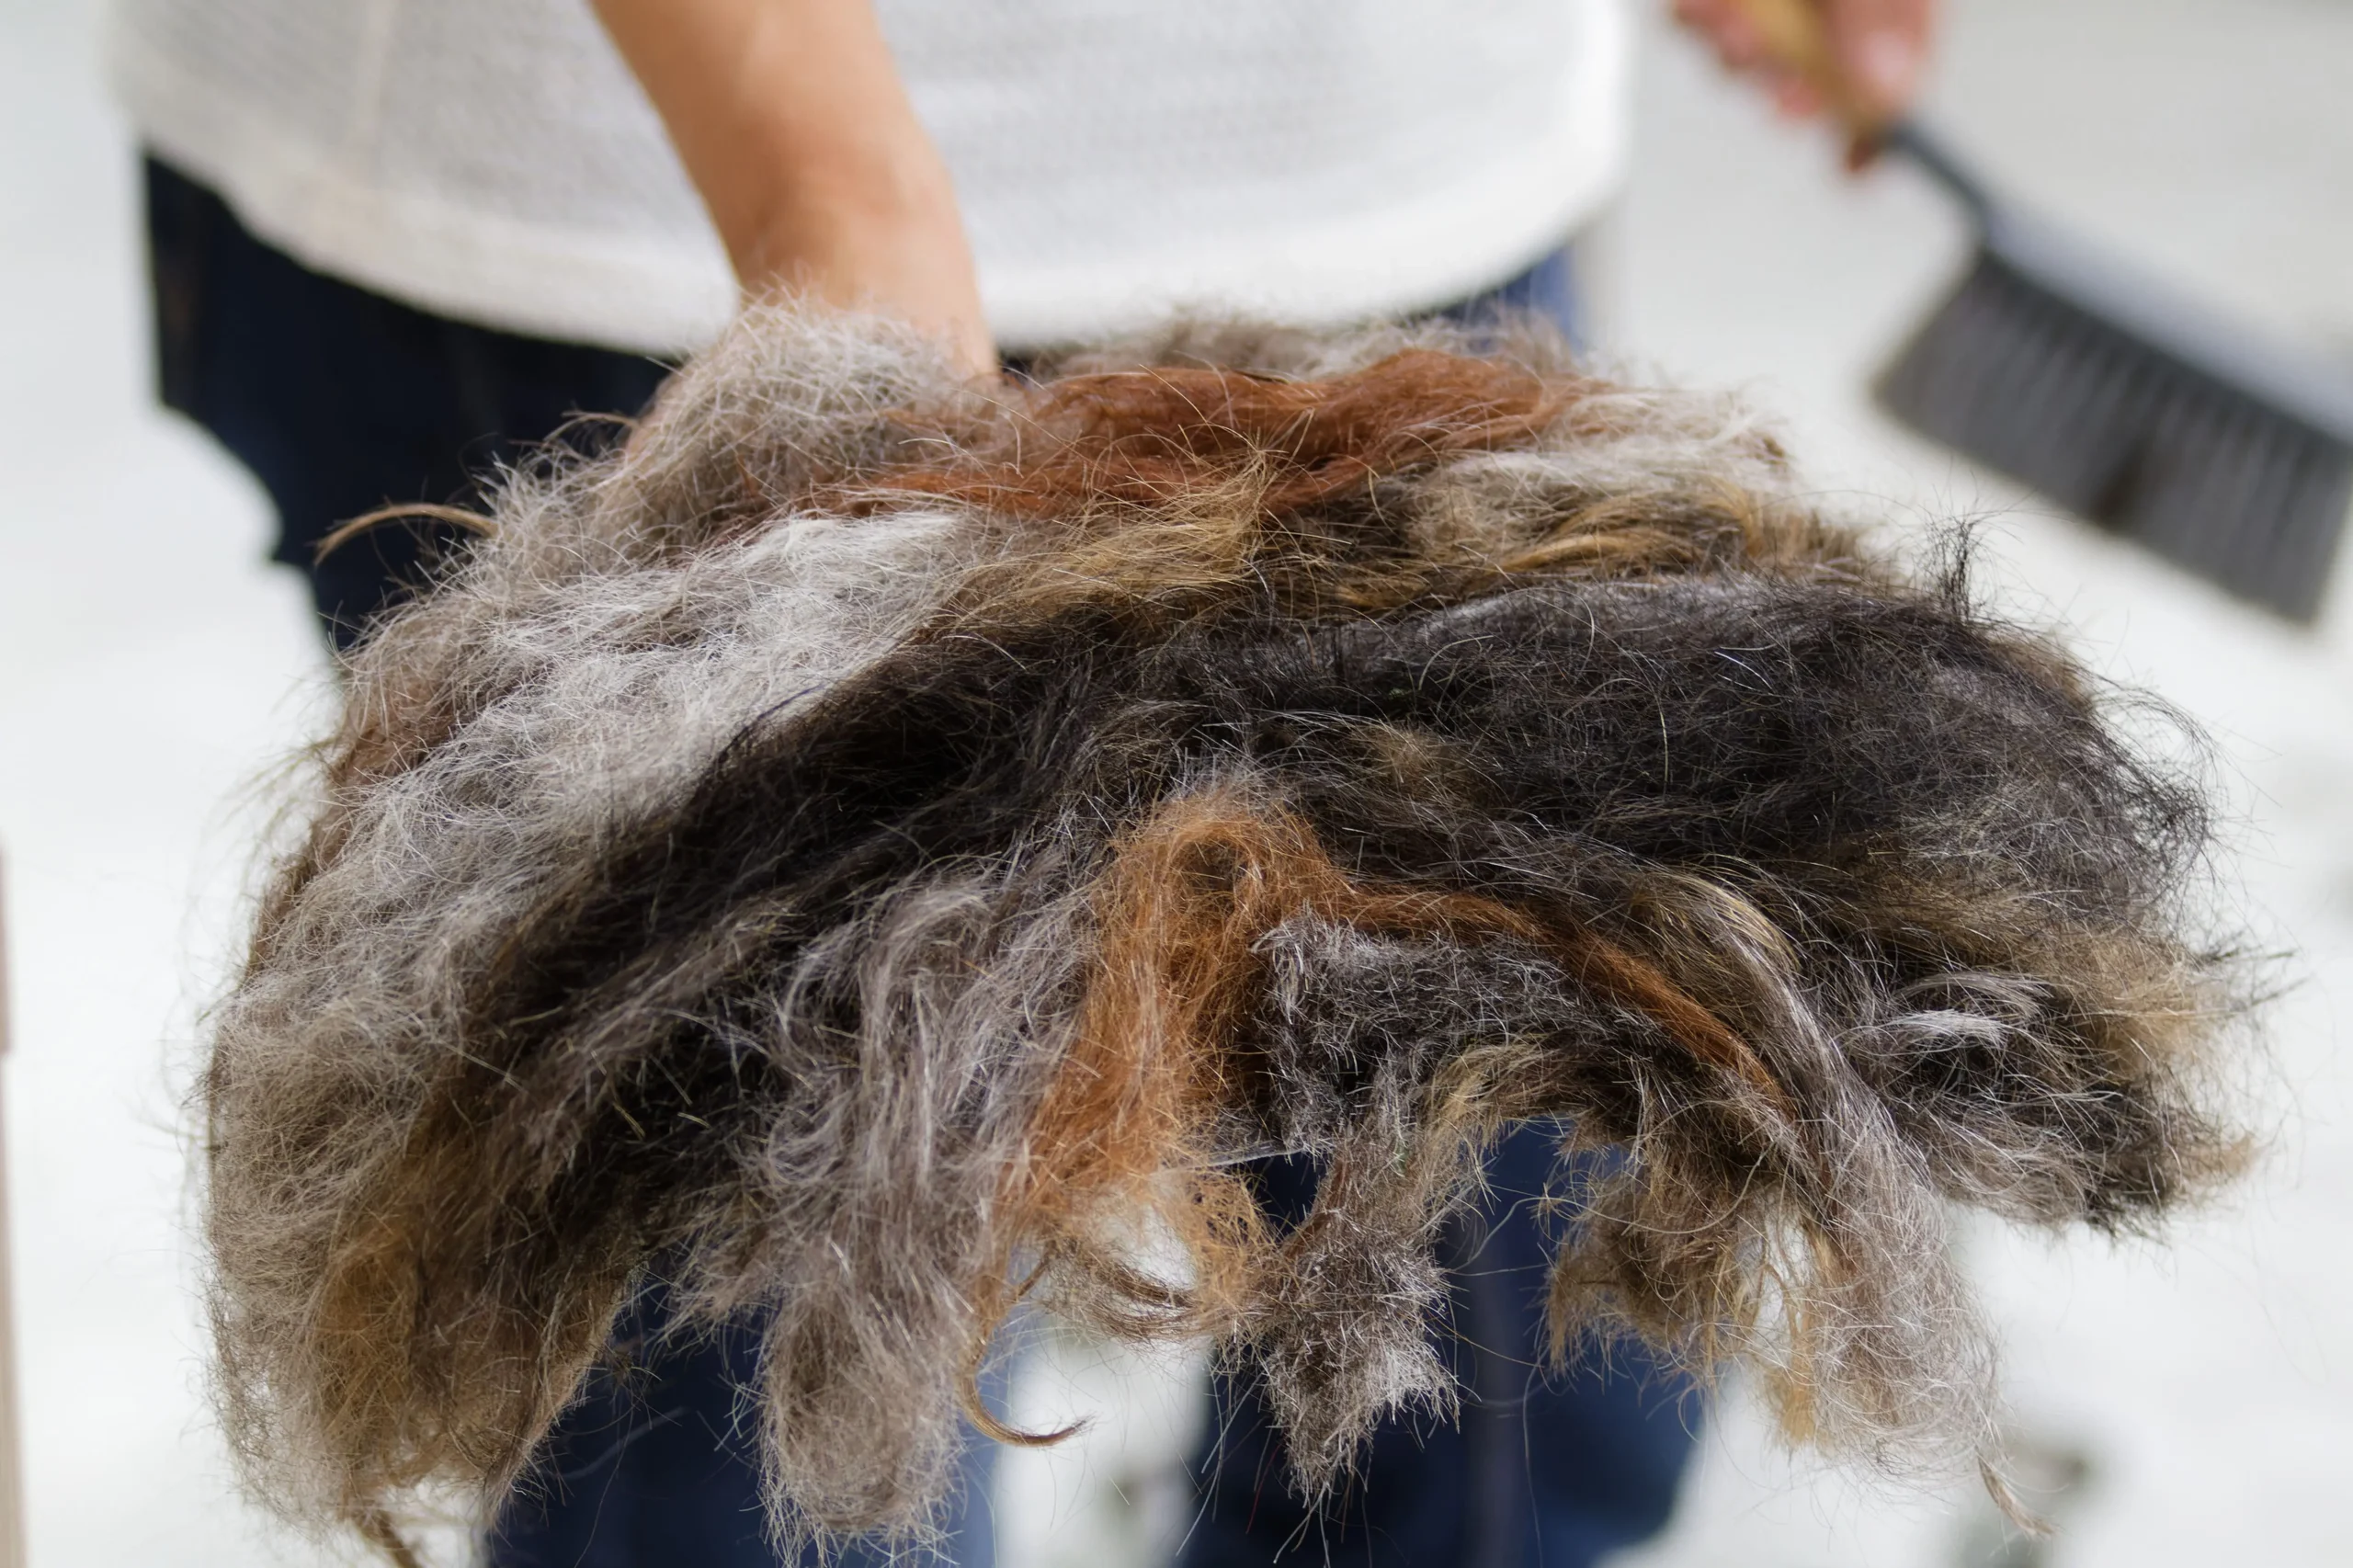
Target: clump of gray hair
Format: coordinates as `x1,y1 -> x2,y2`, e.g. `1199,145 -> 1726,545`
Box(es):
202,303 -> 2246,1558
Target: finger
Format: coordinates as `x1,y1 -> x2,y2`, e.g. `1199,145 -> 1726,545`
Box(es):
1773,75 -> 1824,119
1824,0 -> 1936,120
1673,0 -> 1768,70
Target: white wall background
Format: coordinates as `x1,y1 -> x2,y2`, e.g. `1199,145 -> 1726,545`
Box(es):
3,2 -> 2351,1564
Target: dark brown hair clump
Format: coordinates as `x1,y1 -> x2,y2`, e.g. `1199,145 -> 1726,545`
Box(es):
203,305 -> 2246,1556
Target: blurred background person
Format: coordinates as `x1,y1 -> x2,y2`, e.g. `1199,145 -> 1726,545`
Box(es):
103,1 -> 1930,1564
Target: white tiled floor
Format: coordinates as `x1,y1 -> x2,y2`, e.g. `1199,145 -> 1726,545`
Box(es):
3,2 -> 2350,1564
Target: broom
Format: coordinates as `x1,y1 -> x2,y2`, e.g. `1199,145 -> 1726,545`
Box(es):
1733,0 -> 2353,622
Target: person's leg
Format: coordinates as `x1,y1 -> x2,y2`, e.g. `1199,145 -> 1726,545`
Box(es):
485,1295 -> 1005,1568
142,155 -> 672,647
1177,1154 -> 1470,1567
1462,1129 -> 1699,1567
1177,1129 -> 1699,1568
487,1301 -> 774,1568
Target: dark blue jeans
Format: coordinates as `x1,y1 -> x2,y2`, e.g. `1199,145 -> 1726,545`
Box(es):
145,153 -> 1693,1567
485,1294 -> 1003,1568
1178,1129 -> 1697,1568
143,156 -> 673,649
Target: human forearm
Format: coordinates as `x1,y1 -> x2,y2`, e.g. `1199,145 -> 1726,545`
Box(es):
593,0 -> 992,369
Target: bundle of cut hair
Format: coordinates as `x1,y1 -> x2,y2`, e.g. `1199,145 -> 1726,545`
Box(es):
205,304 -> 2245,1555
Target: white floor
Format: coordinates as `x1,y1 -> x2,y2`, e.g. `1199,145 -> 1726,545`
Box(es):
4,2 -> 2351,1564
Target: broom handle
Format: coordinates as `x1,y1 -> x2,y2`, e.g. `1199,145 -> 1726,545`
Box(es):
1880,121 -> 1996,227
0,857 -> 24,1568
1726,0 -> 1995,224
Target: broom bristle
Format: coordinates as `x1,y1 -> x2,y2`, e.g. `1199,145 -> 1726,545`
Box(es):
1877,234 -> 2353,621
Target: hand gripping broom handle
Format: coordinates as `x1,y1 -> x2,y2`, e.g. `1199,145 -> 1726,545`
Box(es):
1726,0 -> 1995,225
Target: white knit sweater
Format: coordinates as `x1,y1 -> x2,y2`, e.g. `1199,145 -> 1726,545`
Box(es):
107,0 -> 1631,354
